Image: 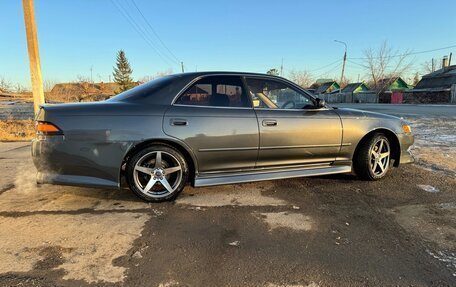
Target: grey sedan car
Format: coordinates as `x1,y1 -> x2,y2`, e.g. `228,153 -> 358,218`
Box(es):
32,72 -> 414,202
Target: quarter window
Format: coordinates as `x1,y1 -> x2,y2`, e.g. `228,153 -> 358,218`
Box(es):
176,76 -> 250,108
245,78 -> 315,109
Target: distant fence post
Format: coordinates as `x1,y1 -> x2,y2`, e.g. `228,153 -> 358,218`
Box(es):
451,84 -> 456,104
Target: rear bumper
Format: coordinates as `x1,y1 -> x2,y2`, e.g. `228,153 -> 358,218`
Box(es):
32,137 -> 125,189
397,133 -> 414,165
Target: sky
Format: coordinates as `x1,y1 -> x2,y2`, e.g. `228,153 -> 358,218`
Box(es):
1,0 -> 456,88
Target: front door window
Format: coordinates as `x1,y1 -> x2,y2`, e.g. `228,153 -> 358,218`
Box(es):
245,78 -> 315,109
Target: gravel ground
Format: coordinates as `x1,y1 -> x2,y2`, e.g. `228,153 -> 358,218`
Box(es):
0,105 -> 455,287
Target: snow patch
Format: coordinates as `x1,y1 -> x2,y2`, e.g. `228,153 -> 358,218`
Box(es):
177,184 -> 288,207
256,212 -> 313,231
417,184 -> 440,193
426,249 -> 456,277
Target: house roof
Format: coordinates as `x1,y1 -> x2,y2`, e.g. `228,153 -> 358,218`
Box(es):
315,81 -> 339,94
342,82 -> 369,93
50,82 -> 120,96
415,65 -> 456,89
377,77 -> 396,86
376,77 -> 408,90
315,78 -> 334,85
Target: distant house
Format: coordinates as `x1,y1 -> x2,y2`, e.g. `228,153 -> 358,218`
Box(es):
314,81 -> 340,94
401,65 -> 456,104
310,79 -> 332,89
314,79 -> 334,86
341,82 -> 369,94
305,88 -> 316,95
182,85 -> 209,103
414,65 -> 456,90
49,82 -> 121,102
376,77 -> 409,91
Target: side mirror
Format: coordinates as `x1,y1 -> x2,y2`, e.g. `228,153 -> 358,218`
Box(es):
315,98 -> 326,108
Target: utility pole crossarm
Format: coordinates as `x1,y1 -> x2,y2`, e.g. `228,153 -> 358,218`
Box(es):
22,0 -> 45,114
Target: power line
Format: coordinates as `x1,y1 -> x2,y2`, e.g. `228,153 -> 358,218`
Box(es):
114,0 -> 177,64
315,63 -> 342,79
122,0 -> 179,64
348,44 -> 456,60
347,59 -> 369,68
129,0 -> 181,63
110,0 -> 176,66
309,59 -> 341,72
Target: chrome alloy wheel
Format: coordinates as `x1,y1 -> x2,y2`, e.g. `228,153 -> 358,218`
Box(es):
133,151 -> 183,198
369,138 -> 390,177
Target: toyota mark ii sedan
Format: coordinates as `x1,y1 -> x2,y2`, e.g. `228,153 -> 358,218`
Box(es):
32,72 -> 414,202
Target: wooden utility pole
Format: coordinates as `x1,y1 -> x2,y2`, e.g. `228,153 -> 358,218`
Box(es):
280,58 -> 284,76
334,40 -> 347,87
22,0 -> 45,114
181,62 -> 185,73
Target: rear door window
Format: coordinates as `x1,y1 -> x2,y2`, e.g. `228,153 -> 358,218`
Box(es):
175,76 -> 251,108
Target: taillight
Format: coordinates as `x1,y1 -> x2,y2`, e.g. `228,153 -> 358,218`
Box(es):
36,121 -> 63,135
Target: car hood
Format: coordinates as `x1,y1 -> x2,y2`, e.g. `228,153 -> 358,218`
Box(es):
334,107 -> 401,121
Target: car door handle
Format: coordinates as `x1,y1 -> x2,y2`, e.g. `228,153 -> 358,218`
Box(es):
171,119 -> 188,126
262,120 -> 277,127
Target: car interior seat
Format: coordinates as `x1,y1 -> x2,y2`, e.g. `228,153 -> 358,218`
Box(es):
209,93 -> 230,107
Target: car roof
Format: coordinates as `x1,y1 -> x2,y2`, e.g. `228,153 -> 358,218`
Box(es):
178,71 -> 285,79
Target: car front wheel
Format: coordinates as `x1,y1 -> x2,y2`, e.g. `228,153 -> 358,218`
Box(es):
126,144 -> 189,202
354,133 -> 391,180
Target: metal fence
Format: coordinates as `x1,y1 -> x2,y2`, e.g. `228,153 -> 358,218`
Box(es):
317,92 -> 378,103
0,102 -> 34,120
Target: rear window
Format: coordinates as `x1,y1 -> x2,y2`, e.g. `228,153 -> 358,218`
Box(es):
107,75 -> 176,102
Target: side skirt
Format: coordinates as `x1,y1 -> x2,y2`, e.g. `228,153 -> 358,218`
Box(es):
194,164 -> 352,187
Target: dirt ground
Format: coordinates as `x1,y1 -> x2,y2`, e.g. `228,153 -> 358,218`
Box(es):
0,110 -> 455,286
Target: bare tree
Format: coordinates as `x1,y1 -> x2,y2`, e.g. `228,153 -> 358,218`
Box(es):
287,70 -> 313,88
43,79 -> 57,93
412,72 -> 421,86
0,77 -> 12,93
339,76 -> 351,89
56,75 -> 92,102
266,68 -> 280,76
14,83 -> 30,94
76,75 -> 91,83
421,59 -> 436,74
139,69 -> 173,83
363,41 -> 413,91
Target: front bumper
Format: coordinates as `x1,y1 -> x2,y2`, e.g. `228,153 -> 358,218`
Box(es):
397,133 -> 415,165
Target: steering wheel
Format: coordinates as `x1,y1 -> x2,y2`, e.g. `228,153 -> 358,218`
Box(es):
281,100 -> 296,109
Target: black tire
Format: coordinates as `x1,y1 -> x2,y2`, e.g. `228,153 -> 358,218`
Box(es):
354,133 -> 391,181
126,144 -> 189,202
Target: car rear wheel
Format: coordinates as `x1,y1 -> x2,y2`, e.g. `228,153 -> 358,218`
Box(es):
354,133 -> 391,180
126,145 -> 189,202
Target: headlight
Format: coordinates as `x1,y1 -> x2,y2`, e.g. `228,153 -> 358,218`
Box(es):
402,124 -> 412,134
